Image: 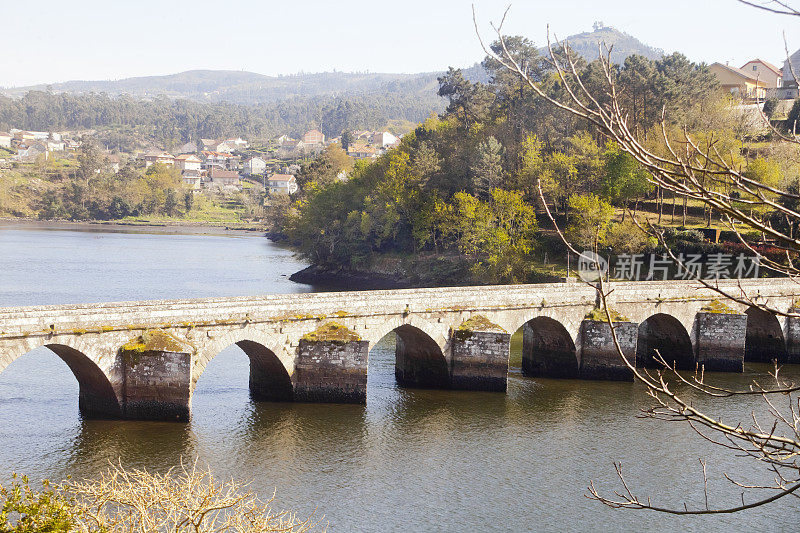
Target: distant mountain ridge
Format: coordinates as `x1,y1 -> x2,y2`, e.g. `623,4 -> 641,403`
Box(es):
1,26 -> 664,105
2,70 -> 443,105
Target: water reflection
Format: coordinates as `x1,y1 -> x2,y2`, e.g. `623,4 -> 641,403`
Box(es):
1,227 -> 799,531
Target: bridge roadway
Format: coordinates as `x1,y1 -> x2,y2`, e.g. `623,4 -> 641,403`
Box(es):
0,278 -> 799,420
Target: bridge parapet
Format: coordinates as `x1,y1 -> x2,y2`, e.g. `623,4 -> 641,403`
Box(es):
0,279 -> 798,420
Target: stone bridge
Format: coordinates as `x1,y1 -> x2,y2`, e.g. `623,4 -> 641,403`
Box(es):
1,279 -> 799,421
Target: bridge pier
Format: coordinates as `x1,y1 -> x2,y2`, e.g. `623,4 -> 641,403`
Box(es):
784,306 -> 800,364
694,311 -> 747,372
578,320 -> 637,381
293,338 -> 369,404
119,349 -> 192,421
450,323 -> 510,392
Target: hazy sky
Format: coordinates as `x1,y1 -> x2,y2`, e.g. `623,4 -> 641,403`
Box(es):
2,0 -> 797,87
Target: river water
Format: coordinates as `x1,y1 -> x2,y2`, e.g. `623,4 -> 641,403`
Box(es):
0,224 -> 796,532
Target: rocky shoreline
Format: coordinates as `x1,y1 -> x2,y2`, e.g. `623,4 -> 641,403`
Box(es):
289,264 -> 418,290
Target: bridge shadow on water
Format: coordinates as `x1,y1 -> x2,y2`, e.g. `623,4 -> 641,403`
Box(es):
4,325 -> 800,532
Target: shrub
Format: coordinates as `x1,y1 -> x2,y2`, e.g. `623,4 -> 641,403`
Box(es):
0,464 -> 319,532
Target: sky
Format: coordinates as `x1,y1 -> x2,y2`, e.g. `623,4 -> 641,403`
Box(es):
2,0 -> 798,87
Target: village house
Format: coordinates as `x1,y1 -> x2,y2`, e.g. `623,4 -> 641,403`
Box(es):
208,167 -> 242,190
347,144 -> 379,160
142,150 -> 176,167
242,156 -> 267,176
0,132 -> 11,149
741,59 -> 783,89
14,142 -> 47,161
709,63 -> 768,101
175,154 -> 202,172
200,137 -> 248,153
181,170 -> 203,190
267,173 -> 298,195
104,154 -> 124,174
781,49 -> 800,99
302,129 -> 325,145
200,151 -> 238,170
45,139 -> 65,152
370,131 -> 399,147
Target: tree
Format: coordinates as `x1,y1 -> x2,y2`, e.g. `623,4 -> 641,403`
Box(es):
600,142 -> 653,217
164,188 -> 178,217
341,130 -> 355,151
449,188 -> 538,283
472,136 -> 505,197
478,2 -> 800,514
565,193 -> 614,249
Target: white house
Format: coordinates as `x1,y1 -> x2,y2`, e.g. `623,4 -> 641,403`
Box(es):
370,131 -> 399,147
209,168 -> 242,189
142,151 -> 176,167
175,154 -> 202,172
267,173 -> 298,195
181,170 -> 203,190
0,132 -> 11,149
243,157 -> 267,175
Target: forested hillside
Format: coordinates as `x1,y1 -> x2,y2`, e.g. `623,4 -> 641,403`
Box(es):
0,91 -> 439,149
2,70 -> 443,105
284,39 -> 789,287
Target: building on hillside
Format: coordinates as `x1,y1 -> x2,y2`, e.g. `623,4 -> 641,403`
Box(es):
709,63 -> 768,101
200,150 -> 238,170
14,142 -> 47,161
175,154 -> 202,172
0,132 -> 11,149
741,59 -> 783,89
105,154 -> 124,174
302,129 -> 325,145
224,137 -> 249,150
177,141 -> 198,154
243,156 -> 267,175
267,173 -> 298,195
208,167 -> 241,189
45,139 -> 65,152
781,49 -> 800,99
200,138 -> 218,151
11,130 -> 53,142
370,131 -> 399,147
181,170 -> 203,190
142,151 -> 176,167
347,144 -> 379,160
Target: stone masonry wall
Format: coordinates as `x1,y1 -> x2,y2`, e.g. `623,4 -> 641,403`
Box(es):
694,313 -> 747,372
120,350 -> 192,421
293,340 -> 369,404
450,330 -> 511,392
578,320 -> 638,381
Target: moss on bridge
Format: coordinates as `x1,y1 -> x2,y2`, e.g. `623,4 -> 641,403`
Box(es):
301,322 -> 361,344
120,330 -> 193,365
700,299 -> 740,314
584,307 -> 629,322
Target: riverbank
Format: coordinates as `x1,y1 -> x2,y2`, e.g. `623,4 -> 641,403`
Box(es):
0,217 -> 265,236
289,255 -> 564,290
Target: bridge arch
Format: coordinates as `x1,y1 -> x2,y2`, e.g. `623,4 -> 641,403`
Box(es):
519,316 -> 578,378
193,329 -> 293,401
366,317 -> 450,389
745,307 -> 788,363
636,313 -> 694,370
0,339 -> 120,418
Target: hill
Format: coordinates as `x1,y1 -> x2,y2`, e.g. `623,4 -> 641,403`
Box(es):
554,25 -> 664,63
2,70 -> 443,105
2,26 -> 661,103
